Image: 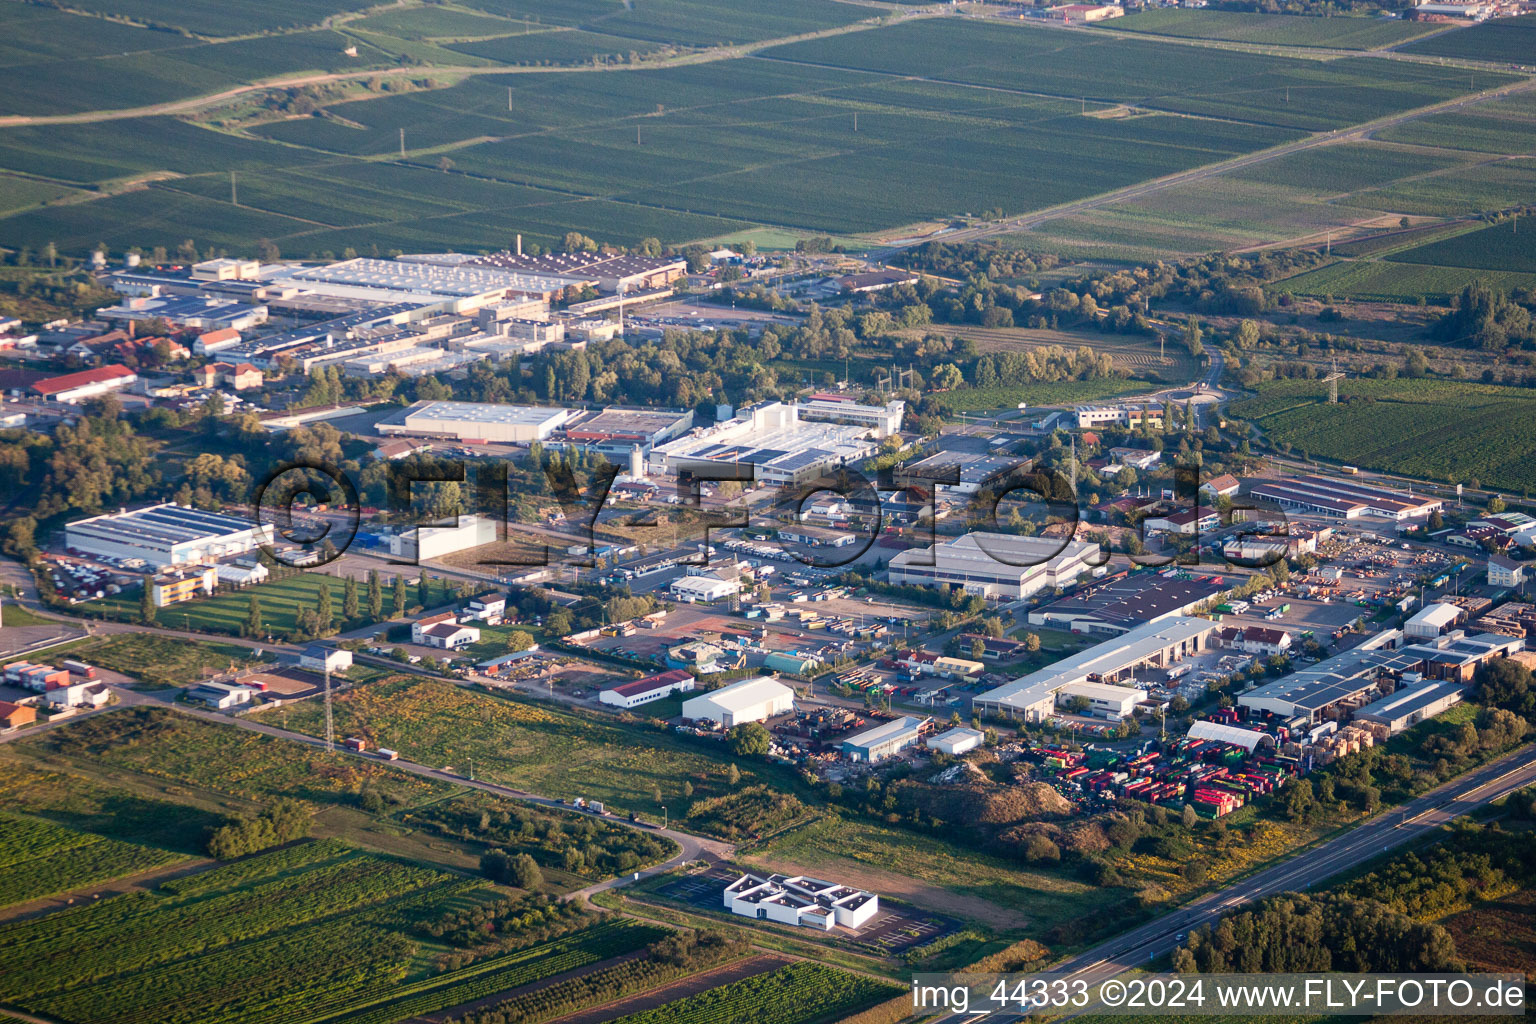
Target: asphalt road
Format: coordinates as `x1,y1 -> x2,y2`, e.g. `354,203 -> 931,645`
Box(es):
923,742 -> 1536,1022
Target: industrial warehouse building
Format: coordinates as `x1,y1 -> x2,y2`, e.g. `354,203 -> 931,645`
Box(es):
599,669 -> 695,709
379,401 -> 572,443
888,532 -> 1105,600
1248,475 -> 1441,521
1057,680 -> 1147,718
927,726 -> 984,756
66,504 -> 275,569
561,407 -> 695,455
1237,643 -> 1400,722
1354,680 -> 1465,734
32,365 -> 138,404
724,873 -> 879,931
1238,631 -> 1519,721
974,616 -> 1216,721
1405,602 -> 1464,639
841,715 -> 930,762
649,401 -> 885,486
1028,571 -> 1228,635
681,676 -> 795,728
388,515 -> 498,562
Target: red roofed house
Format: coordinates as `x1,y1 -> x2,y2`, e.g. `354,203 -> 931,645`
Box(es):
599,669 -> 695,710
0,700 -> 36,732
32,365 -> 137,404
226,363 -> 263,390
1201,474 -> 1242,499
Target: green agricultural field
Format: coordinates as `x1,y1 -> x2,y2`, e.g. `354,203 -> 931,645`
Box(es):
0,836 -> 662,1024
1388,216 -> 1536,273
1226,141 -> 1465,194
1400,12 -> 1536,63
54,0 -> 382,38
1270,258 -> 1536,302
1,31 -> 400,118
606,962 -> 900,1024
762,19 -> 1506,132
1233,377 -> 1536,493
1101,9 -> 1444,49
1376,103 -> 1536,156
1356,158 -> 1536,218
445,29 -> 674,66
23,705 -> 451,808
269,676 -> 808,821
0,13 -> 1516,253
0,119 -> 299,185
352,5 -> 531,40
0,175 -> 80,215
0,811 -> 189,908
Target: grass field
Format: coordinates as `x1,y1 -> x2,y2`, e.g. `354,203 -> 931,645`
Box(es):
24,705 -> 451,808
743,814 -> 1105,932
1233,377 -> 1536,493
269,675 -> 808,821
1399,12 -> 1536,63
69,633 -> 263,688
1101,9 -> 1444,50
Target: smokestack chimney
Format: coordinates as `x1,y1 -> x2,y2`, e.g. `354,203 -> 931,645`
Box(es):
515,234 -> 522,256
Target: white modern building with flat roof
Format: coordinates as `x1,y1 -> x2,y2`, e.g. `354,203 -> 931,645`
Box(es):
389,514 -> 499,562
1057,680 -> 1147,718
974,616 -> 1216,721
380,401 -> 572,443
927,726 -> 984,756
793,397 -> 905,438
724,873 -> 879,931
888,532 -> 1105,599
681,676 -> 795,728
65,504 -> 274,569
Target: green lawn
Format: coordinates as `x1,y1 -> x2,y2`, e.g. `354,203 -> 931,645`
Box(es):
89,571 -> 387,640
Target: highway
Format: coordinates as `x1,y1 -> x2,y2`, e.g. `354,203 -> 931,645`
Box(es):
924,742 -> 1536,1021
